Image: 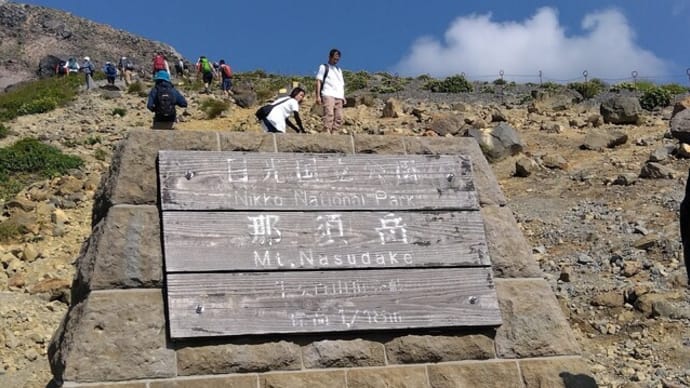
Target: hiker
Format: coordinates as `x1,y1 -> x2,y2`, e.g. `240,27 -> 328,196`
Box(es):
196,56 -> 215,93
218,59 -> 233,97
315,48 -> 345,134
81,56 -> 95,90
174,58 -> 185,78
259,87 -> 306,134
103,61 -> 118,85
66,57 -> 80,74
146,70 -> 187,129
55,59 -> 68,76
680,169 -> 690,283
118,56 -> 134,86
152,52 -> 170,76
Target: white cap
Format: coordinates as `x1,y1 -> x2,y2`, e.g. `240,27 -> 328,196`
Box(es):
84,56 -> 90,61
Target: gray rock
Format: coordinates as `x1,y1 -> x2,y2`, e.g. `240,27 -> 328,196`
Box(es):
581,129 -> 628,150
542,153 -> 568,170
386,334 -> 495,364
515,157 -> 538,177
302,339 -> 385,368
381,98 -> 401,118
600,96 -> 643,125
670,109 -> 690,143
639,162 -> 676,179
48,290 -> 176,383
612,173 -> 638,186
176,341 -> 301,375
468,122 -> 524,162
429,113 -> 464,136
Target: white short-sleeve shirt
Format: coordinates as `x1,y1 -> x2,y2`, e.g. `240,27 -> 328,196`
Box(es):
316,64 -> 344,99
265,97 -> 299,133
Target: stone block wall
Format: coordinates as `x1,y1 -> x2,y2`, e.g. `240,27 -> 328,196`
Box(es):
48,130 -> 597,387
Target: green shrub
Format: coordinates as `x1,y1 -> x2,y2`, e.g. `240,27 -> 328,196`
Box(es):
492,78 -> 507,85
94,148 -> 108,161
567,79 -> 605,99
610,82 -> 637,92
640,87 -> 671,111
112,107 -> 127,117
0,219 -> 26,243
660,83 -> 688,95
370,76 -> 407,94
200,98 -> 229,119
0,76 -> 81,121
84,135 -> 102,146
424,74 -> 473,93
0,123 -> 8,139
539,81 -> 562,92
633,80 -> 656,93
344,71 -> 370,94
0,137 -> 84,201
416,74 -> 432,81
127,81 -> 144,95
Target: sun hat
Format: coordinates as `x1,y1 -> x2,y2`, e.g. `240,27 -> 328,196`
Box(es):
153,70 -> 170,82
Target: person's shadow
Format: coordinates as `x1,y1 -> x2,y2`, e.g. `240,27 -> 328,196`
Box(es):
560,372 -> 598,388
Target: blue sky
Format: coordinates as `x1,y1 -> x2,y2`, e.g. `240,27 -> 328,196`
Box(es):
17,0 -> 690,84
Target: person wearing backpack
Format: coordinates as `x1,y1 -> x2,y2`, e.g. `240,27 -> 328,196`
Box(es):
259,87 -> 306,134
103,61 -> 118,85
81,56 -> 95,90
152,52 -> 170,77
315,48 -> 345,134
119,56 -> 135,86
196,56 -> 215,94
146,70 -> 188,129
66,57 -> 80,74
218,59 -> 233,97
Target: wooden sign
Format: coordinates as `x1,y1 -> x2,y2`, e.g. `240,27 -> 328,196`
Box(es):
158,151 -> 501,338
167,268 -> 501,337
163,211 -> 490,272
158,151 -> 479,211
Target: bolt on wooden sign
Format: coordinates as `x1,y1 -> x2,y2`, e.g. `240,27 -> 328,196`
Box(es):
158,151 -> 501,338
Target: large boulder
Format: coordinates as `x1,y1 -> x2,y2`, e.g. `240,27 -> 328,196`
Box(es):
528,89 -> 581,114
468,122 -> 524,162
670,109 -> 690,144
600,96 -> 643,125
37,55 -> 63,78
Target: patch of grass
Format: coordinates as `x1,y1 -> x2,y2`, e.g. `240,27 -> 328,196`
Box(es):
127,81 -> 144,95
200,98 -> 230,119
84,135 -> 102,146
0,123 -> 9,139
344,71 -> 370,94
0,138 -> 84,201
0,219 -> 26,243
94,148 -> 108,161
112,107 -> 127,117
0,76 -> 81,121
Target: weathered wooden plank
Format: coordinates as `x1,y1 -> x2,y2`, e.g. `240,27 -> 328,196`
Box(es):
163,211 -> 490,272
158,151 -> 478,211
166,267 -> 501,338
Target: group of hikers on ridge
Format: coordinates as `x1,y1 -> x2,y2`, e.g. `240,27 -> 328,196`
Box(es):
55,49 -> 346,134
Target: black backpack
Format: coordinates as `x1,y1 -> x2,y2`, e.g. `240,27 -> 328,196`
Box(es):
155,82 -> 176,118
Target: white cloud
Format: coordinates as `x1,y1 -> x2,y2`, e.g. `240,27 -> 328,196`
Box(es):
392,7 -> 670,82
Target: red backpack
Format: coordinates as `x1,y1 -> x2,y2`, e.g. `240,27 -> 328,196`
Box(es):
221,64 -> 232,78
153,54 -> 166,71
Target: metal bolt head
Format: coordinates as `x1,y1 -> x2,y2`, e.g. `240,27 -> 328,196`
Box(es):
469,296 -> 478,305
195,304 -> 204,314
185,170 -> 195,180
447,173 -> 455,182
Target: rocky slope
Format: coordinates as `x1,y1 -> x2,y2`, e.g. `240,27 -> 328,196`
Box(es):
0,75 -> 688,387
0,1 -> 182,91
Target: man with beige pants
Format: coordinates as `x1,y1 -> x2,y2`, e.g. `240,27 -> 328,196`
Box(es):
315,49 -> 345,134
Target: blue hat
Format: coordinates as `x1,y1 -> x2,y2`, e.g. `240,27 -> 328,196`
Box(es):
154,70 -> 170,82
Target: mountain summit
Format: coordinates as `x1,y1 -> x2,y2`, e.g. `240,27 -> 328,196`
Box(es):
0,1 -> 183,90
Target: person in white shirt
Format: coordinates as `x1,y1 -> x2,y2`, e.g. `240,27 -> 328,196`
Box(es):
260,87 -> 306,134
315,49 -> 344,134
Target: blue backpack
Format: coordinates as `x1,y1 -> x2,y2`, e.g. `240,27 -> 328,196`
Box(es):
105,63 -> 117,77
